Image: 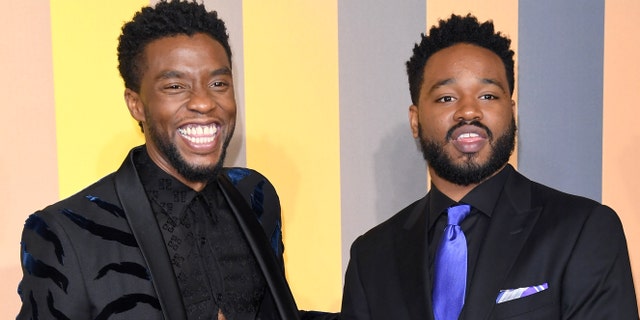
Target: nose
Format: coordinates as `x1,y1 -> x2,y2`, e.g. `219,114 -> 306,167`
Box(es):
186,87 -> 216,113
453,97 -> 482,123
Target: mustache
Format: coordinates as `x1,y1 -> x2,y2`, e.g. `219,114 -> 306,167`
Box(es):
445,120 -> 493,141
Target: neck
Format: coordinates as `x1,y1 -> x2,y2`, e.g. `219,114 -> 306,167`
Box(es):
429,164 -> 507,202
430,173 -> 478,202
145,149 -> 209,192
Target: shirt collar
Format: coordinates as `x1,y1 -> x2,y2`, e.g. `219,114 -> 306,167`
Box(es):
134,146 -> 218,217
428,164 -> 513,229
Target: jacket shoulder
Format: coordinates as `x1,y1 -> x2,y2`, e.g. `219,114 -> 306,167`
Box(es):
351,196 -> 425,251
529,179 -> 616,221
508,169 -> 613,222
220,167 -> 283,259
18,171 -> 161,319
36,172 -> 121,220
221,167 -> 280,215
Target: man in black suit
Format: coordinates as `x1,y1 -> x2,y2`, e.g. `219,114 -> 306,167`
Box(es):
17,1 -> 337,319
341,14 -> 638,319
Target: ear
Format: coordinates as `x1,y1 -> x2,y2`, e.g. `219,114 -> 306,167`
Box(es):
409,104 -> 420,138
124,88 -> 145,122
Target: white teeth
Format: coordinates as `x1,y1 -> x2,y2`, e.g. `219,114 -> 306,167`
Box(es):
178,124 -> 218,144
183,135 -> 215,144
458,133 -> 479,139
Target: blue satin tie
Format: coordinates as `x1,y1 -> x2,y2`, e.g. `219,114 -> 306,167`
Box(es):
433,204 -> 471,320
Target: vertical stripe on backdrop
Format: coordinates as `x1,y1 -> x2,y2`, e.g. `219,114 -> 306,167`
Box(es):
1,2 -> 59,316
518,0 -> 604,201
243,1 -> 342,311
338,0 -> 427,276
203,0 -> 247,167
51,0 -> 147,199
603,0 -> 640,307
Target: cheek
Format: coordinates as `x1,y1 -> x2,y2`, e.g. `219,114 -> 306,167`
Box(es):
144,106 -> 176,132
425,116 -> 451,136
492,109 -> 515,133
209,91 -> 235,111
224,102 -> 237,116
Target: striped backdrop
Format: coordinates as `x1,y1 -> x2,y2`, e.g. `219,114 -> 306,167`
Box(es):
2,0 -> 638,315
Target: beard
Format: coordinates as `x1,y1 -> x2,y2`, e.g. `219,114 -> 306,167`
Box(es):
145,112 -> 234,183
418,116 -> 516,186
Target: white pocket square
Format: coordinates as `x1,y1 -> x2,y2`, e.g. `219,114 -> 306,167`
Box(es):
496,283 -> 549,304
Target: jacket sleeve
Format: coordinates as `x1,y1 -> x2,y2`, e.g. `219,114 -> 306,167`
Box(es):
17,212 -> 92,319
560,205 -> 638,319
341,236 -> 372,320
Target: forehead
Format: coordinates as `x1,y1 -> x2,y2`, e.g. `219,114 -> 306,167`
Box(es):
423,43 -> 507,85
141,33 -> 230,72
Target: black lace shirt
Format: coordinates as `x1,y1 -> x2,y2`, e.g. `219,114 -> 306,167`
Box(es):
135,149 -> 266,320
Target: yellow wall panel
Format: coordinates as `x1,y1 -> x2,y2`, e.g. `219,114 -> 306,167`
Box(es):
243,1 -> 342,311
51,0 -> 148,198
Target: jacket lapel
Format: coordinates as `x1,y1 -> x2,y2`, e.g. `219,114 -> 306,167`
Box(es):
462,170 -> 542,320
394,195 -> 435,320
114,147 -> 187,320
218,173 -> 300,320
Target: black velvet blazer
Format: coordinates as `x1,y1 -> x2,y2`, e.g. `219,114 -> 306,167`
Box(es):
17,146 -> 301,319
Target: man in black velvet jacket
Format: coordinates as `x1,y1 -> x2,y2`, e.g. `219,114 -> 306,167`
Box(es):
17,1 -> 338,319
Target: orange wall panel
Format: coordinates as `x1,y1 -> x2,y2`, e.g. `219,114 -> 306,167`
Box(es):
0,1 -> 58,316
603,0 -> 640,307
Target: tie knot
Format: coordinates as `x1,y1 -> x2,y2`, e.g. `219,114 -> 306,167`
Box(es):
447,204 -> 471,225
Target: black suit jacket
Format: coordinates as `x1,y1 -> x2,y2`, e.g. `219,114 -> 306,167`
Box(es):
17,146 -> 300,319
342,167 -> 638,319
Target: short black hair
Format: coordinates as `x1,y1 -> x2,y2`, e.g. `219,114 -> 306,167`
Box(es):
406,14 -> 515,104
117,0 -> 231,92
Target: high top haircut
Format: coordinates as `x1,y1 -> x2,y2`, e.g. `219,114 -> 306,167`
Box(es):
117,0 -> 231,93
406,14 -> 515,105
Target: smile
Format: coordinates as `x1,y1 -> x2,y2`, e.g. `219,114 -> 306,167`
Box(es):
455,132 -> 481,141
449,126 -> 488,154
178,124 -> 218,144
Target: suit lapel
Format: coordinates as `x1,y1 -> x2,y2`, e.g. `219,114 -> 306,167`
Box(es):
394,195 -> 435,320
462,170 -> 542,320
218,173 -> 300,320
114,148 -> 187,320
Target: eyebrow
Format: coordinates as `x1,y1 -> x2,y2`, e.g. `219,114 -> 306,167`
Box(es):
428,77 -> 507,94
481,78 -> 508,93
428,78 -> 455,93
211,67 -> 232,77
156,70 -> 184,80
156,67 -> 232,80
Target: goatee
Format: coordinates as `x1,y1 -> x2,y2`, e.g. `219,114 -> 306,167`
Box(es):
146,115 -> 234,183
418,117 -> 516,186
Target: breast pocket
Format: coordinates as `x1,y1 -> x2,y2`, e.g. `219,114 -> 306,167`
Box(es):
491,289 -> 559,319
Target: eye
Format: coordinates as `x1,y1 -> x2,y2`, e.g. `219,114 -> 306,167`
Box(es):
479,94 -> 497,100
211,81 -> 227,88
164,83 -> 185,90
436,96 -> 456,103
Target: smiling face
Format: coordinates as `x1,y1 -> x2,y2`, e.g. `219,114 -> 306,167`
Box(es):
125,33 -> 236,191
409,43 -> 516,191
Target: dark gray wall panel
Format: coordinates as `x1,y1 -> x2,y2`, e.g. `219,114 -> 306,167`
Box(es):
339,0 -> 427,274
518,0 -> 604,201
